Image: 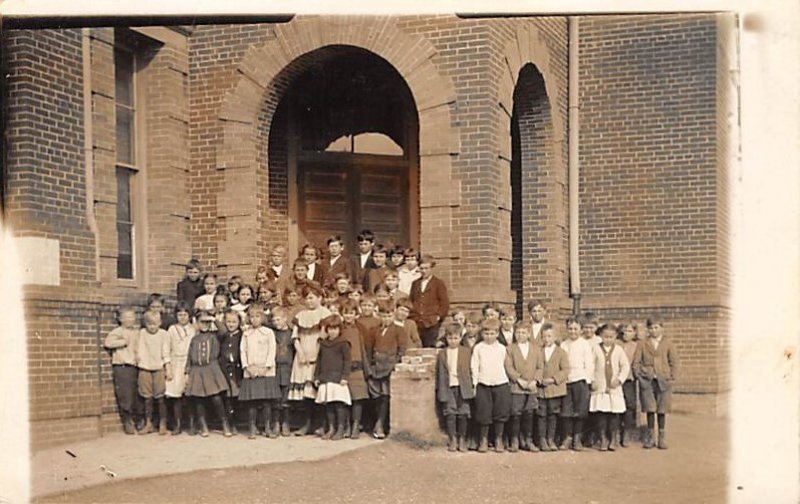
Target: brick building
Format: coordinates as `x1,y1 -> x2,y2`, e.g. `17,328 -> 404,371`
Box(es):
1,14 -> 736,449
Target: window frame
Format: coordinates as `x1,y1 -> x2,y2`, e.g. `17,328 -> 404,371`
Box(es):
113,29 -> 149,286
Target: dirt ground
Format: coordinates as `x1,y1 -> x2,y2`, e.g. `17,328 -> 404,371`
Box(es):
37,414 -> 729,504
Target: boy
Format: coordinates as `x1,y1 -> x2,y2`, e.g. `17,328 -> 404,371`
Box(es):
266,245 -> 291,293
104,306 -> 141,434
436,323 -> 473,451
300,244 -> 324,284
147,293 -> 175,330
470,318 -> 511,453
351,229 -> 376,286
364,300 -> 411,438
177,259 -> 204,308
504,322 -> 542,452
394,298 -> 421,348
383,271 -> 408,302
270,307 -> 295,436
499,309 -> 516,346
357,294 -> 381,334
136,311 -> 171,434
462,311 -> 483,348
582,312 -> 602,346
527,299 -> 548,345
409,254 -> 450,348
536,322 -> 569,451
559,316 -> 595,451
632,316 -> 679,449
323,235 -> 353,289
364,244 -> 391,293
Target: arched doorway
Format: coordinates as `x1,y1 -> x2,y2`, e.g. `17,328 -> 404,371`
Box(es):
270,46 -> 419,256
510,63 -> 551,317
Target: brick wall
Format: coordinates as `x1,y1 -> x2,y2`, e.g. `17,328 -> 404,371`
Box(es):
577,14 -> 730,401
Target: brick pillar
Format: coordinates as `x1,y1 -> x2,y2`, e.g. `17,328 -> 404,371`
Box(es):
390,348 -> 445,443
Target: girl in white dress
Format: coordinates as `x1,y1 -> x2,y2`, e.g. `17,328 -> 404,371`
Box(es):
287,282 -> 331,435
589,323 -> 631,451
165,302 -> 196,435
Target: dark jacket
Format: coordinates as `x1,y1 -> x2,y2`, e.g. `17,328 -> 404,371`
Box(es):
436,346 -> 474,402
409,275 -> 450,329
364,324 -> 411,379
314,337 -> 352,383
177,277 -> 204,308
351,253 -> 375,287
322,255 -> 353,289
217,329 -> 243,386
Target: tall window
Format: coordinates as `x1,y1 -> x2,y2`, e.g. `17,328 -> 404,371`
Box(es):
114,33 -> 138,279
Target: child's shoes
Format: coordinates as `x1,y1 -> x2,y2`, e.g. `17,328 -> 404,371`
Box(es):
657,429 -> 668,449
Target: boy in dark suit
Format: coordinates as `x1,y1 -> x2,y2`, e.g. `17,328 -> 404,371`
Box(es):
351,229 -> 376,286
364,299 -> 411,439
409,254 -> 450,348
437,323 -> 474,451
322,235 -> 352,288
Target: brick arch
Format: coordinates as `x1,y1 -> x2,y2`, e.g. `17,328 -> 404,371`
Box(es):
497,24 -> 570,313
214,16 -> 460,274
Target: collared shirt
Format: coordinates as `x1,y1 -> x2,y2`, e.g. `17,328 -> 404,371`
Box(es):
306,262 -> 317,280
420,276 -> 431,292
561,337 -> 595,383
397,267 -> 421,295
137,328 -> 170,371
471,341 -> 509,387
104,326 -> 140,366
446,347 -> 460,387
271,264 -> 283,277
360,252 -> 370,268
651,336 -> 662,350
544,344 -> 555,362
329,255 -> 341,267
518,341 -> 530,359
531,321 -> 544,339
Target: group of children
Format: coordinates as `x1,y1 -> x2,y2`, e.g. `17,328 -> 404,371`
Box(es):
106,235 -> 428,441
105,234 -> 679,453
436,302 -> 679,453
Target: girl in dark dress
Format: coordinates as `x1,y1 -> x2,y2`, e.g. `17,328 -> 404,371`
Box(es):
314,315 -> 352,440
218,310 -> 243,434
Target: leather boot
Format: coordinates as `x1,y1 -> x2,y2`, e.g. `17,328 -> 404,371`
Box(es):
573,433 -> 584,451
643,428 -> 654,449
222,417 -> 233,437
494,421 -> 505,453
446,416 -> 457,452
599,431 -> 609,452
351,420 -> 362,440
248,407 -> 258,439
537,416 -> 550,451
658,429 -> 668,450
294,409 -> 311,436
122,413 -> 136,435
197,402 -> 210,437
142,399 -> 155,434
620,425 -> 629,447
508,416 -> 520,453
546,415 -> 558,451
457,417 -> 468,452
322,407 -> 336,440
609,416 -> 620,451
478,426 -> 490,453
280,410 -> 291,437
187,410 -> 196,436
559,417 -> 572,451
158,399 -> 168,435
171,400 -> 182,436
331,405 -> 347,440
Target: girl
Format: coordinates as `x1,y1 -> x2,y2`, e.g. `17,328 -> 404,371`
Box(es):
283,286 -> 304,321
300,244 -> 324,284
389,245 -> 405,270
333,273 -> 352,302
212,293 -> 229,333
288,283 -> 332,435
194,273 -> 219,312
184,310 -> 231,437
227,275 -> 243,308
239,303 -> 281,439
618,321 -> 640,446
218,310 -> 243,434
481,303 -> 501,321
397,248 -> 420,295
339,300 -> 370,439
231,284 -> 254,328
589,324 -> 631,451
314,315 -> 352,440
255,266 -> 269,286
347,284 -> 363,308
289,258 -> 311,292
257,281 -> 277,308
165,302 -> 196,435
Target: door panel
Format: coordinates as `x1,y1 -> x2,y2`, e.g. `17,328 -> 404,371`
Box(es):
298,156 -> 410,254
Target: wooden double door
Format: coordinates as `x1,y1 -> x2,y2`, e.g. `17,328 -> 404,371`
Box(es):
297,152 -> 414,253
